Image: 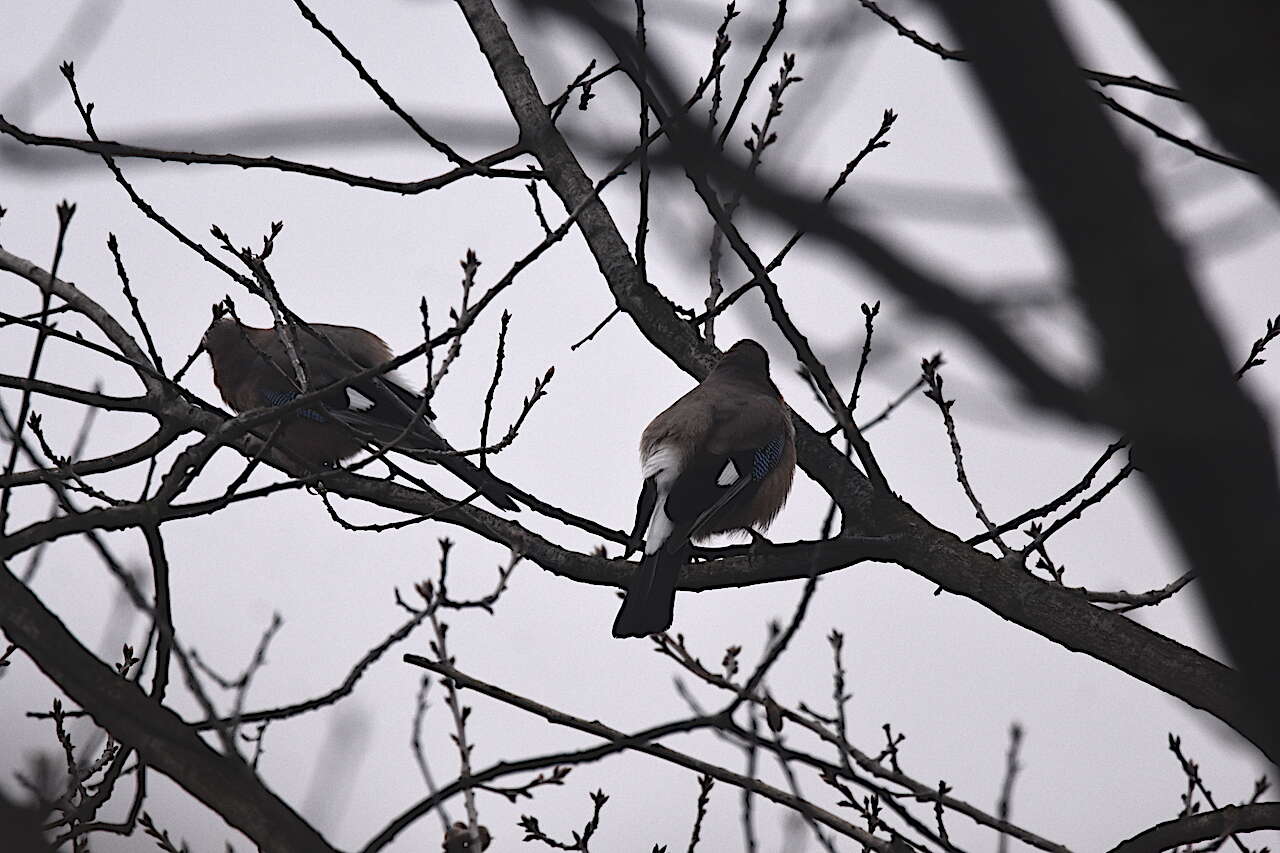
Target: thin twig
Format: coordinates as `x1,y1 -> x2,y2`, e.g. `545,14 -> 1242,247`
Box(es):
686,775 -> 715,853
412,676 -> 453,833
1,201 -> 76,533
397,655 -> 889,852
921,359 -> 1010,555
716,0 -> 787,149
854,0 -> 1181,99
1094,90 -> 1254,174
479,312 -> 511,473
692,109 -> 898,327
289,0 -> 475,168
424,543 -> 483,849
0,117 -> 536,192
106,233 -> 165,374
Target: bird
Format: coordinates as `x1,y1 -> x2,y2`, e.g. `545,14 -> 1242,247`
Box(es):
613,339 -> 796,638
202,315 -> 519,511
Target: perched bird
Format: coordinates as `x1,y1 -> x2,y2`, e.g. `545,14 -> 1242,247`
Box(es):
613,339 -> 796,638
203,316 -> 519,511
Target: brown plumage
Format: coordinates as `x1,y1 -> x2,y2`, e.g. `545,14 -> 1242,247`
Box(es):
203,317 -> 518,511
613,340 -> 796,638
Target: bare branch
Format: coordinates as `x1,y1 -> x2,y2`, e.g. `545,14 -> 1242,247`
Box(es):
1107,803 -> 1280,853
402,654 -> 891,851
0,116 -> 534,191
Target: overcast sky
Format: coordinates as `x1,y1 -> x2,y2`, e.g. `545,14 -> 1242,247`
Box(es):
2,1 -> 1278,850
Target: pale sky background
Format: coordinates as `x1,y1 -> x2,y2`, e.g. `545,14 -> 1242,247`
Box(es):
2,1 -> 1278,851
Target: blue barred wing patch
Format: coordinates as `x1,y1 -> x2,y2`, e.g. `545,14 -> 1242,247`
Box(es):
752,435 -> 786,480
262,389 -> 327,423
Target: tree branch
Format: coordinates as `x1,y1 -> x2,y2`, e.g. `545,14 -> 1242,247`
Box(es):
0,560 -> 337,852
933,0 -> 1280,761
1107,802 -> 1280,853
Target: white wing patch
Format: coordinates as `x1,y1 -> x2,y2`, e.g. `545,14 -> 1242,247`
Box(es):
641,444 -> 682,480
717,459 -> 740,487
346,388 -> 377,412
384,375 -> 442,435
640,443 -> 684,555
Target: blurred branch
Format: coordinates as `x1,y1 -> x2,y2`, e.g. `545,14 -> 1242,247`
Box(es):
995,723 -> 1023,853
536,0 -> 1093,423
1106,0 -> 1280,200
933,0 -> 1280,759
2,9 -> 1276,853
1093,91 -> 1253,174
852,0 -> 1263,176
854,0 -> 1183,100
0,193 -> 1270,772
416,0 -> 1279,760
289,0 -> 476,169
692,111 -> 897,328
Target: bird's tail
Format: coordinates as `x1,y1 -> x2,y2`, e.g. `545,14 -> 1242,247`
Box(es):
435,454 -> 520,512
612,547 -> 684,638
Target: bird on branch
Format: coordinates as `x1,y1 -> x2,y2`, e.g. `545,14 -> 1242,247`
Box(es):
202,314 -> 519,511
614,339 -> 796,637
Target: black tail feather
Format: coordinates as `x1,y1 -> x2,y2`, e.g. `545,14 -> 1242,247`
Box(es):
436,455 -> 520,512
612,548 -> 684,638
624,477 -> 658,559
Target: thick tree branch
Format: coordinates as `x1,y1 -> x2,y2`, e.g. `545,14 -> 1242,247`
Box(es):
0,246 -> 162,397
5,371 -> 1264,758
934,0 -> 1280,760
0,560 -> 337,852
450,0 -> 1272,759
1107,802 -> 1280,853
854,0 -> 1183,101
1106,1 -> 1280,200
455,0 -> 875,519
536,0 -> 1094,423
4,4 -> 1274,850
22,393 -> 1271,760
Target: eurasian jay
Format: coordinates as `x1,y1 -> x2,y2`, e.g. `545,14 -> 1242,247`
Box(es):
613,339 -> 796,638
203,317 -> 519,511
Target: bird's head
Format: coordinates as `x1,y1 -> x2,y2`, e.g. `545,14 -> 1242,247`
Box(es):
201,307 -> 242,356
715,339 -> 770,376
